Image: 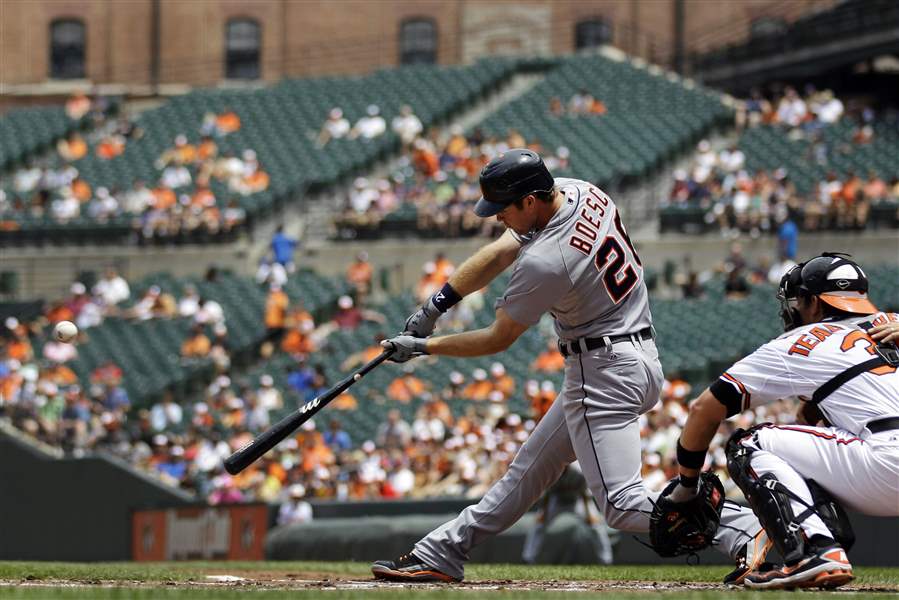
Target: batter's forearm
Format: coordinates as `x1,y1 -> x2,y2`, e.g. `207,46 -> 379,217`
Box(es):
426,328 -> 513,357
448,230 -> 520,296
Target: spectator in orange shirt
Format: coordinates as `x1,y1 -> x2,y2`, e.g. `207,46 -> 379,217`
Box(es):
216,109 -> 241,134
489,362 -> 515,399
65,92 -> 92,120
431,253 -> 455,284
45,302 -> 75,324
96,135 -> 125,160
70,178 -> 92,202
57,132 -> 88,161
387,365 -> 428,403
151,186 -> 177,210
346,251 -> 374,298
528,380 -> 556,422
264,283 -> 289,343
531,339 -> 564,373
462,368 -> 492,401
181,324 -> 211,358
191,185 -> 216,209
340,333 -> 386,371
281,319 -> 316,357
45,363 -> 79,386
331,391 -> 358,411
412,139 -> 439,178
589,98 -> 608,115
662,373 -> 691,404
197,135 -> 218,161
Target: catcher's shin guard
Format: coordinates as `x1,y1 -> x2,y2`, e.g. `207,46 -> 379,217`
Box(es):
806,479 -> 855,552
726,428 -> 806,565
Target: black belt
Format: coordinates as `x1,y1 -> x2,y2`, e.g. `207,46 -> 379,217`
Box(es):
558,327 -> 654,357
868,417 -> 899,434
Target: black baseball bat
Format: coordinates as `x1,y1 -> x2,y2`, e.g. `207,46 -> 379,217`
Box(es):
224,349 -> 393,474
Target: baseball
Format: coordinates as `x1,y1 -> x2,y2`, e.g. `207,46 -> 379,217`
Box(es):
53,320 -> 78,343
353,373 -> 362,381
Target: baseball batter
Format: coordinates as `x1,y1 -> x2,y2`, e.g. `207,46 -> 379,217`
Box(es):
671,254 -> 899,589
371,149 -> 765,583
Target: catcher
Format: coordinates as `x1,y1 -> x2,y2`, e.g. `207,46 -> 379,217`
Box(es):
667,253 -> 899,589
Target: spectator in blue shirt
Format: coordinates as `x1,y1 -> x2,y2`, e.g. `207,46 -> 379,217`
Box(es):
324,419 -> 352,451
270,226 -> 298,272
778,212 -> 799,260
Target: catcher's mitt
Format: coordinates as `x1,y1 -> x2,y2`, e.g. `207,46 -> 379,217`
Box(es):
649,472 -> 725,557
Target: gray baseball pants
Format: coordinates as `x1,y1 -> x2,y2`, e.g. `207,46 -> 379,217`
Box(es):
414,338 -> 761,580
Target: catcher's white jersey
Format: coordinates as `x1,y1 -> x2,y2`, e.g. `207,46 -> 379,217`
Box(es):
715,312 -> 899,436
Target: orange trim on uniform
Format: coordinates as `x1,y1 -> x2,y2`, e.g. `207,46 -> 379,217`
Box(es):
819,293 -> 878,314
722,372 -> 751,411
762,424 -> 862,445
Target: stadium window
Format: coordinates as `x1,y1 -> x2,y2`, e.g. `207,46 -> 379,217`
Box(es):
225,18 -> 261,80
575,18 -> 612,50
400,18 -> 437,65
49,19 -> 86,79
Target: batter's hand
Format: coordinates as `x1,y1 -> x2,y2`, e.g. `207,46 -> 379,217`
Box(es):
869,321 -> 899,345
403,297 -> 441,337
381,335 -> 429,363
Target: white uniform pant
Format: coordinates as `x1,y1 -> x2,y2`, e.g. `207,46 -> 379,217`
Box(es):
413,339 -> 761,580
737,424 -> 899,542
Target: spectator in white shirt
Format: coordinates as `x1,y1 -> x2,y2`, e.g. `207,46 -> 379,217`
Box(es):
51,192 -> 81,221
194,297 -> 225,327
93,268 -> 130,306
178,284 -> 201,318
318,107 -> 350,146
391,105 -> 423,145
124,180 -> 154,214
150,394 -> 183,432
43,339 -> 78,363
161,164 -> 192,189
277,484 -> 313,526
351,105 -> 386,140
815,90 -> 844,124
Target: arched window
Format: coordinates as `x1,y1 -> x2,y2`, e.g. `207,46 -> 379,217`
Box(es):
400,18 -> 437,65
49,19 -> 86,79
575,18 -> 613,50
225,18 -> 261,79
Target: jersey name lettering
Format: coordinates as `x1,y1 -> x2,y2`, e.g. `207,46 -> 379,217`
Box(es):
568,187 -> 609,256
787,324 -> 844,357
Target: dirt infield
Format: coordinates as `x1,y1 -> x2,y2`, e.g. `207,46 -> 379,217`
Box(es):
5,573 -> 899,594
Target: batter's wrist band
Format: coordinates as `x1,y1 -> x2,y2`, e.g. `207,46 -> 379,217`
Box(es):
676,439 -> 708,470
678,474 -> 699,488
431,283 -> 462,312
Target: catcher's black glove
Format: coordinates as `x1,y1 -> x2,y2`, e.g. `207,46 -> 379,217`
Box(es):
649,471 -> 725,557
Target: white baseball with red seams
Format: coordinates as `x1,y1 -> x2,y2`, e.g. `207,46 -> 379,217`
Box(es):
53,320 -> 78,343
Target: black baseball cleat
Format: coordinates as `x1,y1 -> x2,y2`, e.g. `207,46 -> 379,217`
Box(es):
744,546 -> 853,590
371,552 -> 460,583
723,529 -> 774,586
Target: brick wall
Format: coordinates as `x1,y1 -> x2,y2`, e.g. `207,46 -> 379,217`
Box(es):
0,0 -> 838,88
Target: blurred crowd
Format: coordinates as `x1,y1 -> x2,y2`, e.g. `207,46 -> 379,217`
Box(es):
332,118 -> 570,240
0,93 -> 262,241
667,86 -> 899,236
1,248 -> 805,516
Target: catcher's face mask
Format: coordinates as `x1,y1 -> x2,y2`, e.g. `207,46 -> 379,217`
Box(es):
777,264 -> 804,331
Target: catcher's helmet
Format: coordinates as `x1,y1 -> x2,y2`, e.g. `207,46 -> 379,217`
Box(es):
474,149 -> 554,217
777,253 -> 877,330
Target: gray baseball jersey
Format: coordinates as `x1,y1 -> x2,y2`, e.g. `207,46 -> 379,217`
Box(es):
409,179 -> 761,580
498,178 -> 651,340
